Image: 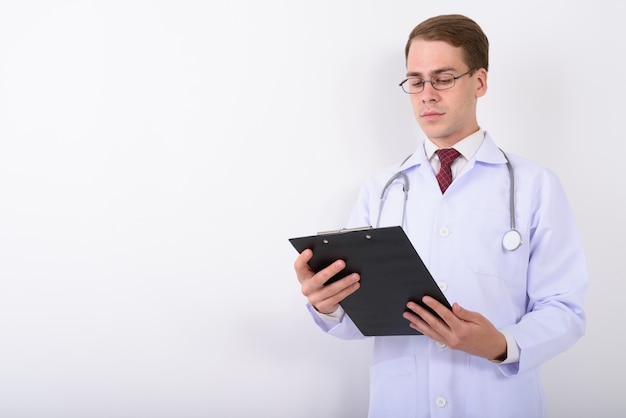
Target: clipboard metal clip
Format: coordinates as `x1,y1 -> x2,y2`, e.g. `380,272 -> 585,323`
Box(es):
317,226 -> 373,235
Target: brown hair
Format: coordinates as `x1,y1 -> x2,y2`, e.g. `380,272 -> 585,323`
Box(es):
404,14 -> 489,72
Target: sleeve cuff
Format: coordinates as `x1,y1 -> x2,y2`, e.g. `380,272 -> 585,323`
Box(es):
313,305 -> 345,323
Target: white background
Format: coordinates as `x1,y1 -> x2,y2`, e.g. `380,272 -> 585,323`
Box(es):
0,1 -> 623,417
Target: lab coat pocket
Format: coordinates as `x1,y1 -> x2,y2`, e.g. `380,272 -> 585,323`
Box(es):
466,208 -> 524,280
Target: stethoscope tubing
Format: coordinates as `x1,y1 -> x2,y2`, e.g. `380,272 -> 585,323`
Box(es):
376,149 -> 522,251
376,171 -> 409,231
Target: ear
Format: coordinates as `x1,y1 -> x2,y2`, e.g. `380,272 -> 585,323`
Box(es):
474,68 -> 488,98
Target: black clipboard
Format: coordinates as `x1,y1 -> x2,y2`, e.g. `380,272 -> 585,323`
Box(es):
289,226 -> 451,336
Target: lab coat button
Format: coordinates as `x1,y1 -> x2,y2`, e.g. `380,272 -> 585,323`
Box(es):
438,282 -> 448,291
435,396 -> 447,407
436,341 -> 447,349
439,227 -> 450,237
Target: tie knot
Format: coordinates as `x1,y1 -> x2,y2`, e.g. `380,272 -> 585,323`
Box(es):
436,148 -> 461,168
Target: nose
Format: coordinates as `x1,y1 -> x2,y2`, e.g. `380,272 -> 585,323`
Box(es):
420,82 -> 439,103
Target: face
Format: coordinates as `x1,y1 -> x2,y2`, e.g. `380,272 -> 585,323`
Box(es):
405,38 -> 487,148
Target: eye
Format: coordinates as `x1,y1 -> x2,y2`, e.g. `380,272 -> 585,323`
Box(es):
433,75 -> 454,87
409,78 -> 424,88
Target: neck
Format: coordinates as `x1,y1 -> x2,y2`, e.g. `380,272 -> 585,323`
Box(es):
429,125 -> 480,149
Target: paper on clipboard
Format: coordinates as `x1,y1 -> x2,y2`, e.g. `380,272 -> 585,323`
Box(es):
289,226 -> 451,336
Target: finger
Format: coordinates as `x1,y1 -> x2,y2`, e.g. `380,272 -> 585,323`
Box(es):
309,259 -> 347,287
403,308 -> 443,339
294,249 -> 315,281
294,250 -> 346,286
403,309 -> 427,327
310,276 -> 361,313
304,271 -> 359,301
451,303 -> 479,323
421,296 -> 458,325
406,301 -> 441,325
406,300 -> 454,338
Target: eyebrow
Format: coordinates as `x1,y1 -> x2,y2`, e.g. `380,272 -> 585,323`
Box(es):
406,66 -> 457,78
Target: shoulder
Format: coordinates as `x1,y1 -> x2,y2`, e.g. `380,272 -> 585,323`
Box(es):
482,132 -> 561,182
504,152 -> 560,183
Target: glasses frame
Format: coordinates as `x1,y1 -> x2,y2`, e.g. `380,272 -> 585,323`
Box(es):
399,69 -> 476,94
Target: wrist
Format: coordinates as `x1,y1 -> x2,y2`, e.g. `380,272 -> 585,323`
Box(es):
488,333 -> 508,362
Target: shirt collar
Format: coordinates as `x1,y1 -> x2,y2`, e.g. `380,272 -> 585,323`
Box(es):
424,128 -> 485,162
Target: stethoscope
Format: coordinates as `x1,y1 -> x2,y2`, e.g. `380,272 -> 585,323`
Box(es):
376,149 -> 523,251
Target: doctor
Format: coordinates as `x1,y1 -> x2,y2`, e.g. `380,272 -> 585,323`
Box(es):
294,14 -> 587,418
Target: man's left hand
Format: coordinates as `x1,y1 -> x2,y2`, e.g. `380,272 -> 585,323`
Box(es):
403,296 -> 507,361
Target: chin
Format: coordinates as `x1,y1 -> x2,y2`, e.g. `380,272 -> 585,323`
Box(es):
421,128 -> 450,141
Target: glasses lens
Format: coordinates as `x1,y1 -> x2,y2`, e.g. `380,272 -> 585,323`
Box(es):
432,74 -> 455,90
404,78 -> 424,93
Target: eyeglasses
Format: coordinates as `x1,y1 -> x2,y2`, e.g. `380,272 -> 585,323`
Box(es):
399,69 -> 475,94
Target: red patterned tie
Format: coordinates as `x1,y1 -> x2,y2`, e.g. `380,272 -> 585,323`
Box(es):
436,148 -> 460,193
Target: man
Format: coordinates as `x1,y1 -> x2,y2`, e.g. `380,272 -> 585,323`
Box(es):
294,14 -> 587,418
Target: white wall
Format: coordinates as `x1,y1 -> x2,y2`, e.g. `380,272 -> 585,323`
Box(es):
0,1 -> 622,417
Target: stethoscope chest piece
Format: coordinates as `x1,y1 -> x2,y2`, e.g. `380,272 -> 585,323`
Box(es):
502,229 -> 522,251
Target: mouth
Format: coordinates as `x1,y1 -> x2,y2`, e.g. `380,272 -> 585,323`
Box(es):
421,111 -> 444,121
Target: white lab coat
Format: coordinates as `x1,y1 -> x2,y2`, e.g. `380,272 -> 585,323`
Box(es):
308,133 -> 587,418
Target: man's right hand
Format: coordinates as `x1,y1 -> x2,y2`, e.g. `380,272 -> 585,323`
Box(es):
294,249 -> 361,314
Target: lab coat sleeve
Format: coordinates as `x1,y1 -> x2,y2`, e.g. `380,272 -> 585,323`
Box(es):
306,303 -> 366,340
499,169 -> 587,376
